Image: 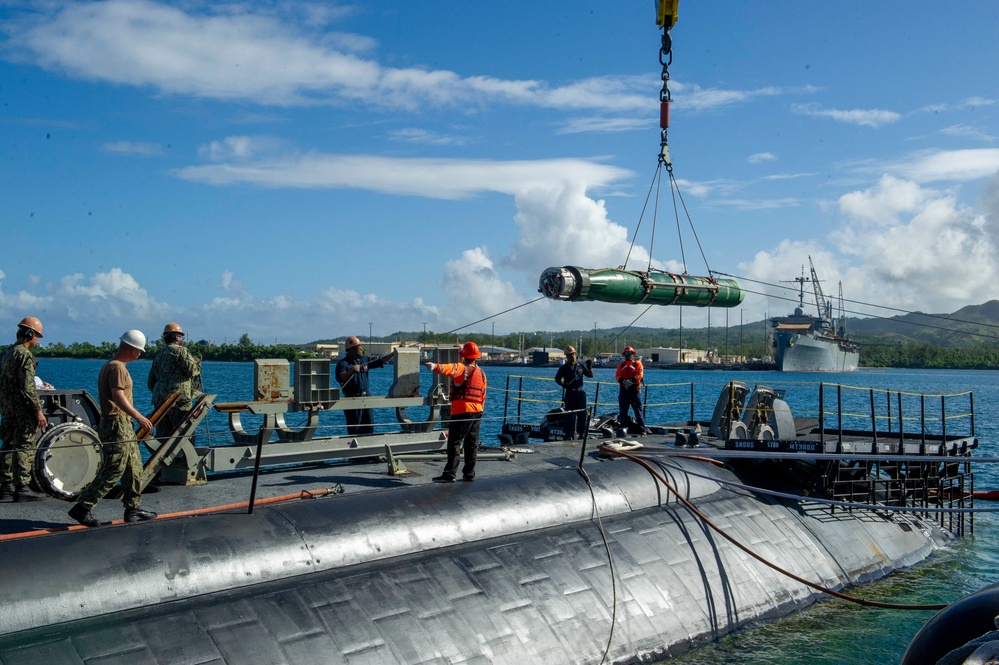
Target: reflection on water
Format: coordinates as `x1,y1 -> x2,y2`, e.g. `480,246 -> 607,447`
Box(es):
34,359 -> 999,663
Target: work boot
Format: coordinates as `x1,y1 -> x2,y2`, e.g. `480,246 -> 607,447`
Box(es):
124,507 -> 157,522
0,482 -> 12,502
12,486 -> 43,502
432,475 -> 455,483
68,503 -> 100,527
461,475 -> 475,482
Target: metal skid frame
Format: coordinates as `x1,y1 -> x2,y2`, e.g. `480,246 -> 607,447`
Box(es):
152,348 -> 453,485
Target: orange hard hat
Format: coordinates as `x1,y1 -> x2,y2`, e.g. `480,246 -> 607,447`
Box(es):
460,341 -> 482,359
345,336 -> 362,350
18,317 -> 43,338
163,322 -> 185,336
564,346 -> 576,354
622,345 -> 635,355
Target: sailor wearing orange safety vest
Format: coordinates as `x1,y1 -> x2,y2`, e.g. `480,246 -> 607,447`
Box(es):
616,346 -> 650,434
424,342 -> 487,482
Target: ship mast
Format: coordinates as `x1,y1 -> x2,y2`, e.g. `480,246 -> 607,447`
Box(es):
837,281 -> 847,336
808,256 -> 832,320
780,265 -> 810,312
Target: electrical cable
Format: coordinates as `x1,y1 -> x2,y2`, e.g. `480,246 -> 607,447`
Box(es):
441,296 -> 546,337
715,272 -> 999,343
575,414 -> 617,665
600,445 -> 951,611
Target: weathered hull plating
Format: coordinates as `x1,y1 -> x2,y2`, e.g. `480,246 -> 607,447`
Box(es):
0,458 -> 948,664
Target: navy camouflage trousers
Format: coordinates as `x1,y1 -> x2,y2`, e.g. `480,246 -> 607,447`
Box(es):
79,414 -> 143,510
0,415 -> 38,488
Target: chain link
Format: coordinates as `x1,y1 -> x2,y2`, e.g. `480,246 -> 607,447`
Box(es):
658,30 -> 672,167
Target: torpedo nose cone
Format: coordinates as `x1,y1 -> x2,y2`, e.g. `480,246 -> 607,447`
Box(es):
539,266 -> 579,300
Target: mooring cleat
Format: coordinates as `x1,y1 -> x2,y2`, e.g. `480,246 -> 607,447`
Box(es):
68,503 -> 100,527
124,508 -> 157,522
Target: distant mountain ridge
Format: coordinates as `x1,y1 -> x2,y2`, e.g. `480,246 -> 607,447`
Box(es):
312,301 -> 999,354
847,300 -> 999,347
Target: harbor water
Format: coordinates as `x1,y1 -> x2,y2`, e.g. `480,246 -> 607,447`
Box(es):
32,358 -> 999,664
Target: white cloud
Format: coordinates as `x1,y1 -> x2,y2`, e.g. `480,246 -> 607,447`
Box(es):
837,175 -> 927,223
890,149 -> 999,183
738,240 -> 838,315
558,117 -> 651,135
0,160 -> 664,341
6,1 -> 810,117
507,183 -> 652,275
672,82 -> 784,111
940,124 -> 996,143
0,268 -> 166,343
739,174 -> 999,317
440,248 -> 524,320
748,152 -> 776,164
20,173 -> 996,344
198,136 -> 272,162
834,176 -> 998,309
709,198 -> 801,211
792,102 -> 901,128
919,97 -> 997,114
175,149 -> 632,200
387,127 -> 471,146
762,173 -> 815,181
103,141 -> 164,156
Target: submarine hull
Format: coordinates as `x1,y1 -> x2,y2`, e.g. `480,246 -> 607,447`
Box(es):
0,458 -> 948,664
539,265 -> 745,308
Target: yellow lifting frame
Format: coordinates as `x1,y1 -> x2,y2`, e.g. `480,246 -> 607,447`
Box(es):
657,0 -> 679,29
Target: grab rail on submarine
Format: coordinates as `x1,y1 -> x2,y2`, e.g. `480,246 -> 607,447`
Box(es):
539,266 -> 745,308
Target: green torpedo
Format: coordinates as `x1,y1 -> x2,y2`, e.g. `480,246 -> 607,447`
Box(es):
539,266 -> 744,308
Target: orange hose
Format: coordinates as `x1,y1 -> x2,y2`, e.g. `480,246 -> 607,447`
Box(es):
0,487 -> 338,542
675,454 -> 727,467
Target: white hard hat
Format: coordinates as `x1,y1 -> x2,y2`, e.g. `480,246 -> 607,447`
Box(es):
120,329 -> 147,351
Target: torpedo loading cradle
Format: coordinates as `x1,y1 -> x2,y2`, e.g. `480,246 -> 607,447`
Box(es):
539,265 -> 745,308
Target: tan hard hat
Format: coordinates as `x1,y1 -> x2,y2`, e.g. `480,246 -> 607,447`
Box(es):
18,317 -> 43,338
564,345 -> 576,354
163,322 -> 185,336
345,336 -> 362,350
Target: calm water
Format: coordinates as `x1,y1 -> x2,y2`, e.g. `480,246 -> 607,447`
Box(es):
35,358 -> 999,663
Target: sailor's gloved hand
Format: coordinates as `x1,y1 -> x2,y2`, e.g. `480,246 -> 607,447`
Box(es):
424,362 -> 436,371
585,358 -> 593,368
352,364 -> 362,373
622,379 -> 634,389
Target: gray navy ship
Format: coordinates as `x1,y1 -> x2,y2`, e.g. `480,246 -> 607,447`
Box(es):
770,258 -> 860,372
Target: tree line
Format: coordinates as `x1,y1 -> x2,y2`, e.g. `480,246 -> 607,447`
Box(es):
34,333 -> 299,362
29,330 -> 999,369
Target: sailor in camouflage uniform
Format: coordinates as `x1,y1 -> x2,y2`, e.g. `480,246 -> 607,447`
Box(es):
69,330 -> 156,527
0,317 -> 49,502
147,322 -> 202,439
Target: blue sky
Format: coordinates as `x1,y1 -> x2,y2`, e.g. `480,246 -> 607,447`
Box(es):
2,1 -> 998,345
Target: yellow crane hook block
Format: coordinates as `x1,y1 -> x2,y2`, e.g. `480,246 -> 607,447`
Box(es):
657,0 -> 679,29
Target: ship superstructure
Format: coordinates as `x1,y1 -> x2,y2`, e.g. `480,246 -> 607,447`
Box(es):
770,258 -> 860,371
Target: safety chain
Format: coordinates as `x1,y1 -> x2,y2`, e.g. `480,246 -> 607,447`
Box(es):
658,25 -> 672,169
